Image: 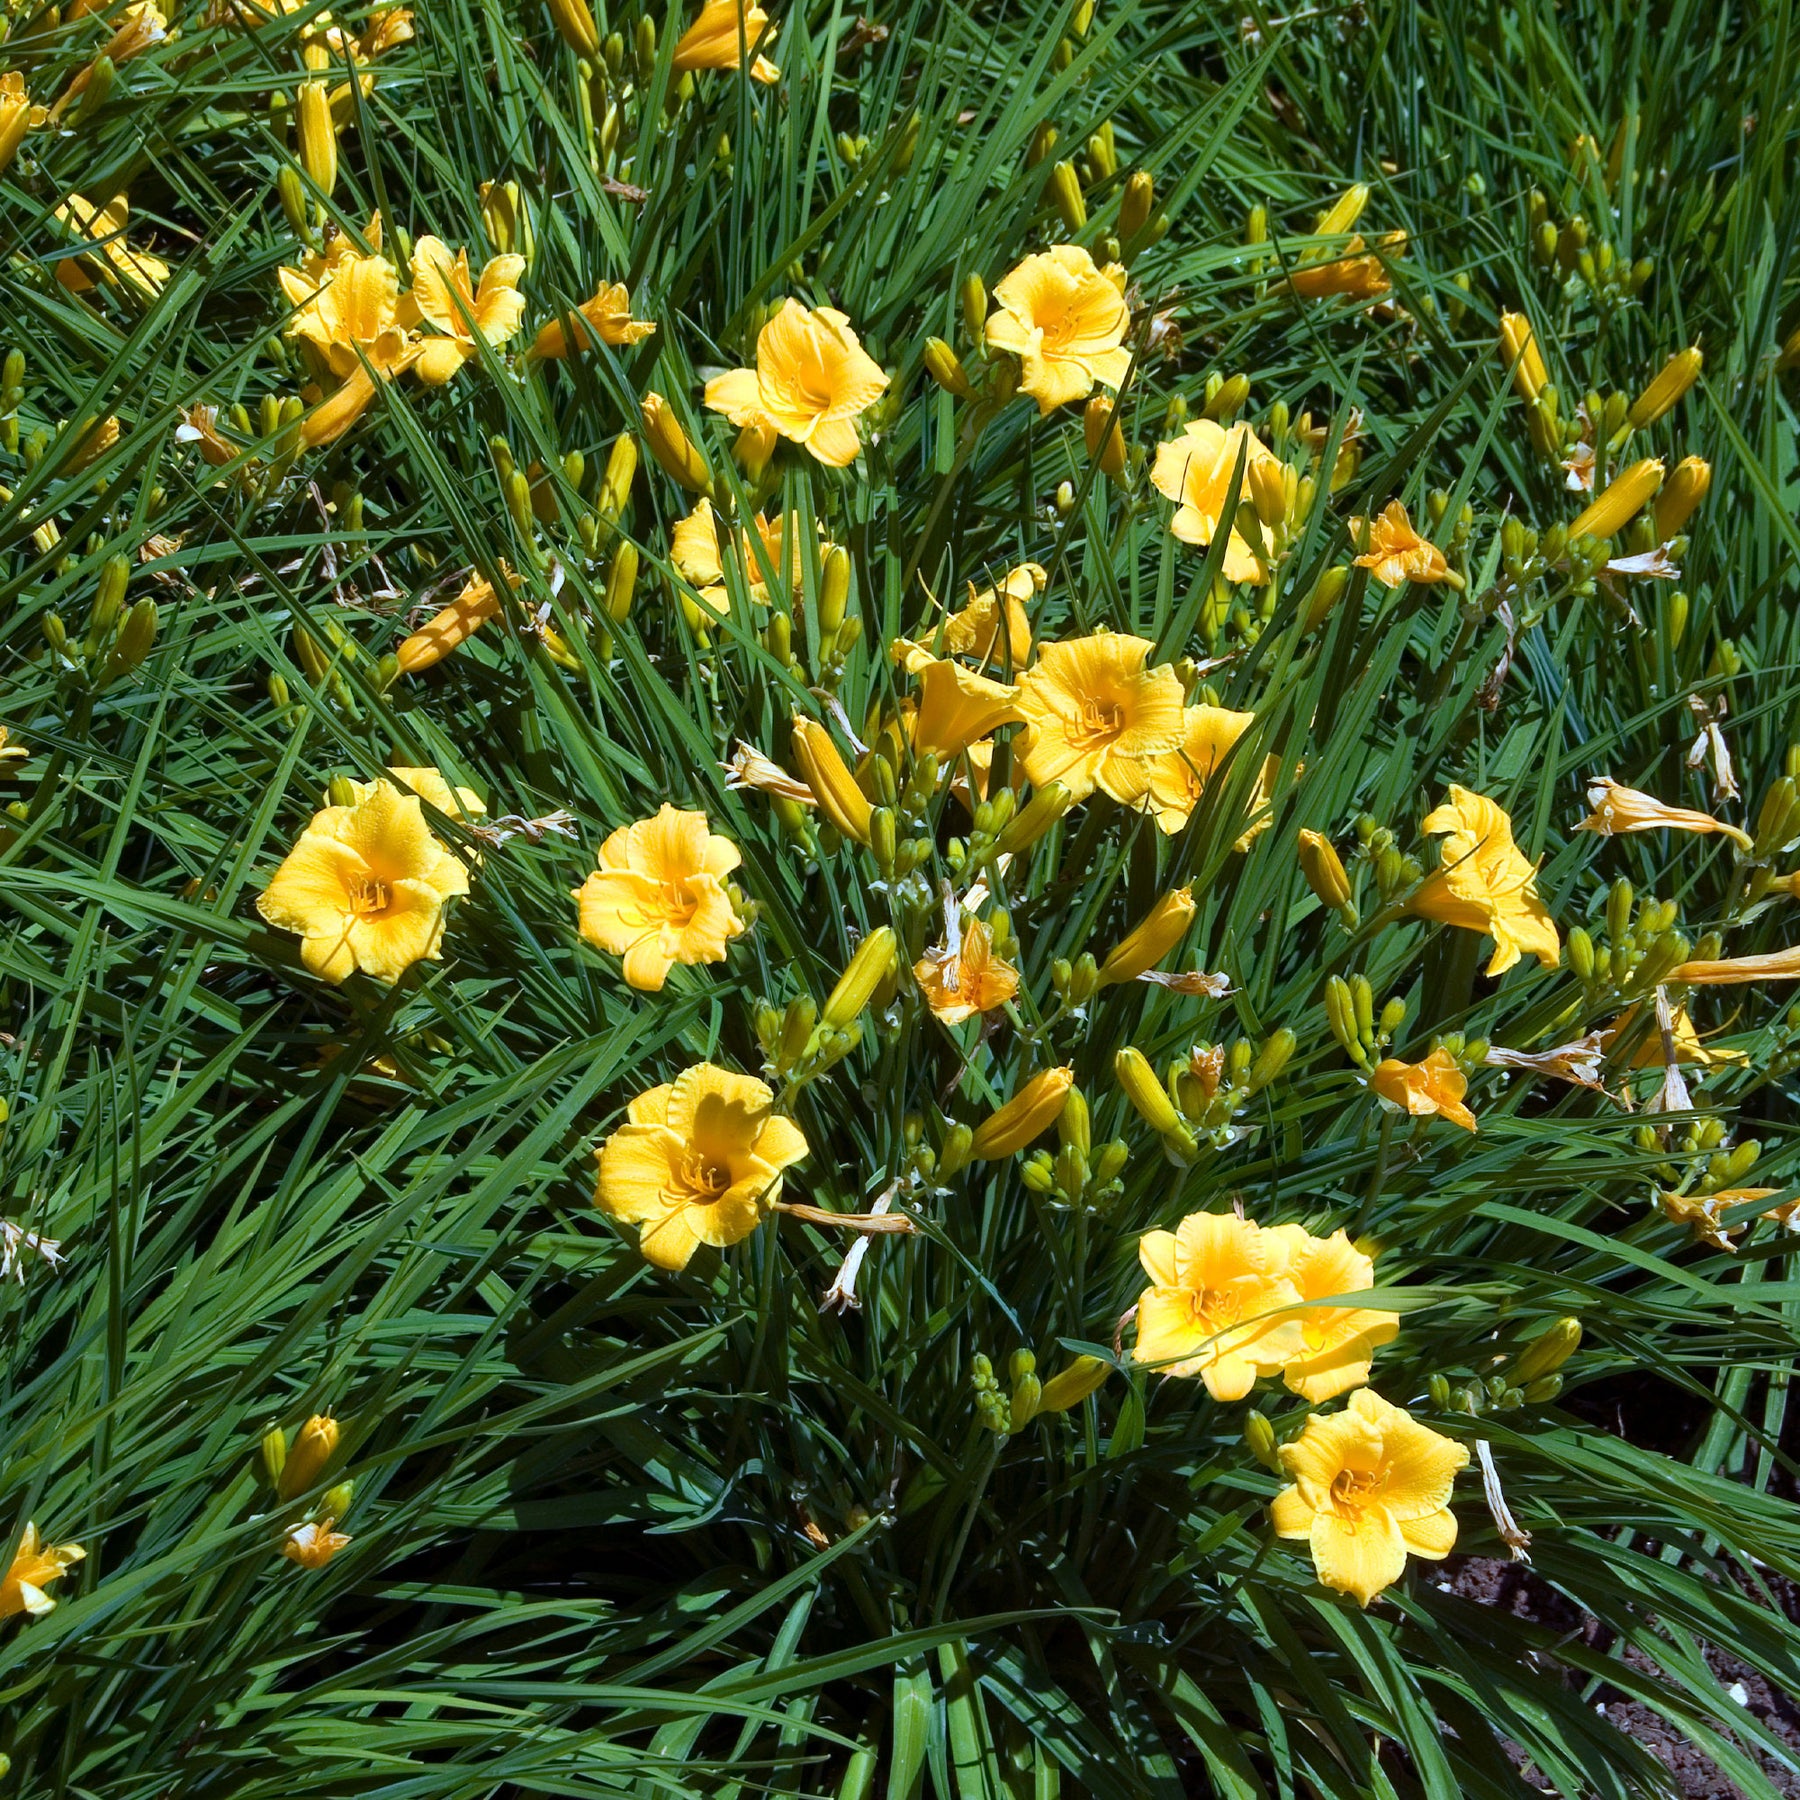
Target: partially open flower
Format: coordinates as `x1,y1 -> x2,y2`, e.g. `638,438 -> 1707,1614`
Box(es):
404,237 -> 527,385
0,1525 -> 85,1619
672,0 -> 780,82
282,1518 -> 352,1569
984,244 -> 1131,415
1150,419 -> 1285,584
0,73 -> 47,177
1288,232 -> 1402,301
279,250 -> 422,444
672,499 -> 812,614
594,1063 -> 807,1270
942,563 -> 1041,670
1014,631 -> 1185,805
1141,703 -> 1258,835
528,280 -> 657,359
1411,786 -> 1560,976
1575,777 -> 1751,849
705,300 -> 888,467
1350,501 -> 1459,589
1270,1389 -> 1467,1606
54,194 -> 170,297
1369,1048 -> 1477,1132
574,805 -> 744,991
902,652 -> 1021,760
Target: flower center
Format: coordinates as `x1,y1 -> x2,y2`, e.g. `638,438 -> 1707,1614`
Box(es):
1186,1287 -> 1241,1332
1069,696 -> 1126,750
676,1150 -> 731,1205
1329,1467 -> 1382,1514
658,879 -> 699,927
346,872 -> 392,918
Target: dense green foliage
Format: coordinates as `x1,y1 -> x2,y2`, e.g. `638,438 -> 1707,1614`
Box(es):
3,0 -> 1800,1792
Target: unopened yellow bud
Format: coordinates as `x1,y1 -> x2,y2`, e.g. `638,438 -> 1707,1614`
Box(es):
970,1066 -> 1075,1160
1514,1317 -> 1582,1384
1119,170 -> 1154,242
791,717 -> 873,844
108,597 -> 158,676
960,273 -> 987,344
1316,182 -> 1369,236
1049,160 -> 1086,233
818,546 -> 851,635
822,926 -> 897,1029
296,80 -> 337,196
1114,1046 -> 1180,1135
547,0 -> 599,55
1037,1355 -> 1111,1414
1628,347 -> 1702,430
1654,455 -> 1710,539
1297,828 -> 1352,911
261,1427 -> 288,1486
1202,374 -> 1251,421
640,392 -> 713,495
994,782 -> 1072,854
1570,457 -> 1662,541
1304,565 -> 1350,633
923,337 -> 975,399
1497,311 -> 1548,403
1243,1410 -> 1281,1471
1248,456 -> 1290,529
397,575 -> 504,673
1083,395 -> 1125,476
604,542 -> 638,623
599,432 -> 637,517
1097,888 -> 1194,985
277,1413 -> 340,1500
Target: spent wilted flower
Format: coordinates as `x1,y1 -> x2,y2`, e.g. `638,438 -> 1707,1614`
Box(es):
1269,1389 -> 1467,1607
574,806 -> 744,992
723,740 -> 815,804
278,250 -> 422,445
528,280 -> 657,359
672,0 -> 780,81
1411,786 -> 1560,976
1150,420 -> 1285,584
54,194 -> 170,297
0,1220 -> 64,1283
914,915 -> 1019,1025
1669,943 -> 1800,985
257,780 -> 469,984
1131,1211 -> 1306,1401
1484,1033 -> 1609,1092
1266,1226 -> 1400,1402
404,237 -> 527,384
942,562 -> 1042,670
1370,1048 -> 1477,1132
1575,777 -> 1751,849
282,1518 -> 352,1569
1350,501 -> 1460,589
704,300 -> 888,467
1141,702 -> 1257,835
983,244 -> 1131,415
594,1063 -> 807,1270
1013,631 -> 1184,805
0,1525 -> 86,1619
1657,1188 -> 1777,1252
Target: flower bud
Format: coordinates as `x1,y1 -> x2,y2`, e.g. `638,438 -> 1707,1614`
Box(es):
640,392 -> 713,496
960,273 -> 987,344
1119,170 -> 1154,242
1522,1374 -> 1562,1405
1083,395 -> 1125,476
924,337 -> 975,399
791,717 -> 873,844
938,1120 -> 973,1178
1654,455 -> 1710,539
599,431 -> 638,519
1514,1317 -> 1582,1384
604,541 -> 638,623
1249,1028 -> 1295,1090
822,927 -> 897,1029
1570,457 -> 1663,541
1202,374 -> 1250,420
1057,1085 -> 1090,1158
296,80 -> 338,197
1049,160 -> 1086,232
1297,828 -> 1352,911
994,781 -> 1071,854
970,1066 -> 1075,1160
1628,347 -> 1702,430
1037,1355 -> 1111,1414
1097,888 -> 1194,985
107,597 -> 158,676
398,576 -> 504,673
1497,312 -> 1548,403
547,0 -> 600,55
321,1479 -> 355,1520
261,1426 -> 288,1486
1008,1371 -> 1042,1428
1303,565 -> 1349,633
277,1413 -> 340,1500
1567,925 -> 1595,981
1114,1046 -> 1180,1135
1243,1410 -> 1281,1471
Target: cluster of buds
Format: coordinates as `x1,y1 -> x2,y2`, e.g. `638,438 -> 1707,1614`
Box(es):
1423,1311 -> 1583,1417
1740,769 -> 1800,905
40,552 -> 159,692
1566,879 -> 1693,1002
1527,188 -> 1652,313
262,1411 -> 355,1570
1114,1029 -> 1295,1162
1017,1083 -> 1129,1208
1324,975 -> 1406,1070
1351,814 -> 1423,901
971,1345 -> 1113,1436
756,928 -> 899,1088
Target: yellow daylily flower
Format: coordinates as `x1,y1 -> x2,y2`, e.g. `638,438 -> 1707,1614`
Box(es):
279,250 -> 422,445
1575,777 -> 1751,849
282,1518 -> 352,1568
257,780 -> 469,984
347,766 -> 485,823
1141,702 -> 1259,836
913,916 -> 1019,1025
594,1063 -> 808,1270
1150,419 -> 1285,584
983,244 -> 1131,415
528,279 -> 657,359
943,562 -> 1042,670
1132,1211 -> 1306,1401
1013,631 -> 1185,805
1269,1389 -> 1468,1606
1266,1226 -> 1400,1403
900,651 -> 1021,760
0,73 -> 47,176
1369,1048 -> 1477,1132
574,806 -> 743,992
54,194 -> 170,297
671,499 -> 812,615
0,1524 -> 86,1619
1350,500 -> 1460,589
672,0 -> 780,81
404,237 -> 527,385
1410,786 -> 1560,976
704,299 -> 888,467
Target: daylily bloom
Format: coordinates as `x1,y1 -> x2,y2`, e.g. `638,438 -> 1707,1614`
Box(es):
54,194 -> 170,297
942,562 -> 1042,670
1141,702 -> 1258,835
404,237 -> 527,384
279,250 -> 422,445
914,916 -> 1019,1025
1266,1226 -> 1400,1402
1657,1187 -> 1780,1252
1670,945 -> 1800,985
1575,777 -> 1751,849
704,300 -> 888,467
1013,631 -> 1185,805
528,280 -> 658,359
594,1063 -> 807,1270
1269,1389 -> 1467,1606
672,0 -> 780,82
0,72 -> 47,176
1351,501 -> 1459,588
1131,1211 -> 1306,1400
282,1518 -> 352,1569
901,651 -> 1020,760
671,499 -> 809,614
574,805 -> 744,991
1411,786 -> 1560,976
257,780 -> 469,983
1370,1048 -> 1477,1131
983,244 -> 1131,415
349,765 -> 485,823
53,1 -> 166,118
0,1524 -> 86,1619
1150,420 -> 1286,584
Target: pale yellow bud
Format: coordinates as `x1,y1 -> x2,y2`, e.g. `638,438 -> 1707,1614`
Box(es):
1653,455 -> 1710,539
1297,829 -> 1352,910
791,717 -> 873,845
822,927 -> 898,1029
277,1413 -> 340,1500
1497,311 -> 1548,403
639,392 -> 713,495
1082,395 -> 1125,476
